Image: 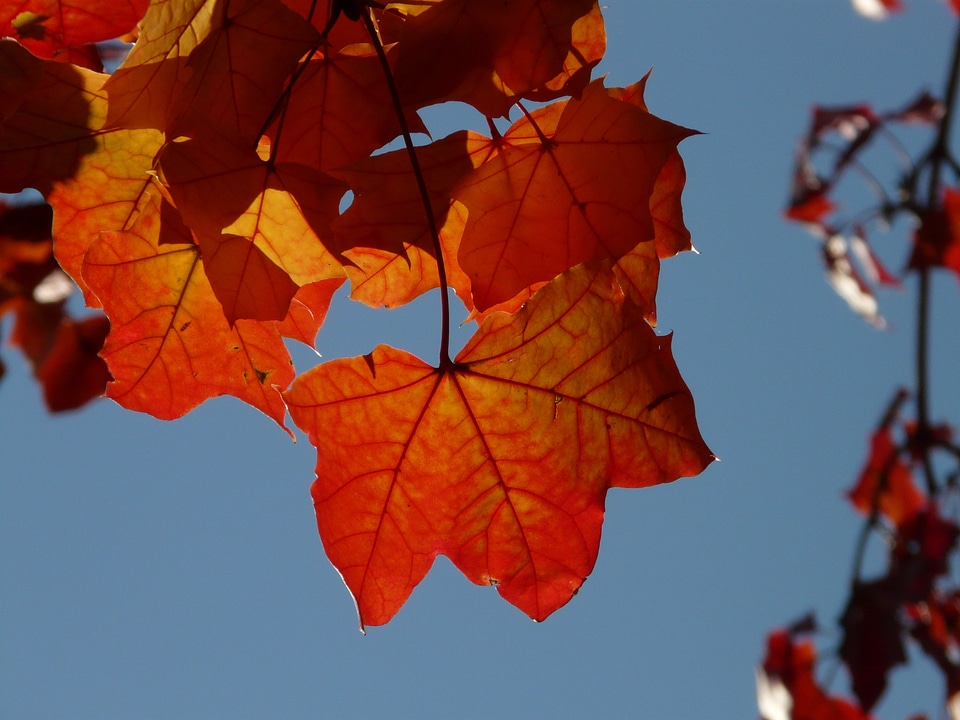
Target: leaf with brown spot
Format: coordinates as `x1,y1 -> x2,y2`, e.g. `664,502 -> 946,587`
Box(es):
0,0 -> 147,60
82,194 -> 295,429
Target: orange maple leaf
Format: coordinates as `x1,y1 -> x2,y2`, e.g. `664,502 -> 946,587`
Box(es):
453,79 -> 695,312
331,130 -> 495,308
390,0 -> 604,117
163,0 -> 319,142
286,261 -> 713,627
82,194 -> 297,429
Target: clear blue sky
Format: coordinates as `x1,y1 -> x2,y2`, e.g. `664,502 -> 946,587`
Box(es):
2,2 -> 959,718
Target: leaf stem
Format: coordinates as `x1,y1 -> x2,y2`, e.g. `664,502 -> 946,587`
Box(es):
517,102 -> 553,148
915,18 -> 960,497
360,7 -> 452,367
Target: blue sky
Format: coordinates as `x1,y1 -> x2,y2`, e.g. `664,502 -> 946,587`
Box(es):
3,2 -> 959,718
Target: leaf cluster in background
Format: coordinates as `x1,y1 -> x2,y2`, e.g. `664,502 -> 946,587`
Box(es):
763,3 -> 960,719
0,0 -> 713,628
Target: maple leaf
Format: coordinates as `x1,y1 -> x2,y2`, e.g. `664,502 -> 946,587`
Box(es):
0,38 -> 101,192
606,76 -> 697,324
286,262 -> 713,627
1,0 -> 714,632
265,43 -> 426,174
81,194 -> 297,429
164,0 -> 320,143
453,79 -> 695,312
389,0 -> 604,117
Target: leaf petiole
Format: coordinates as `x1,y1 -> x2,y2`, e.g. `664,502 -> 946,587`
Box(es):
359,5 -> 453,368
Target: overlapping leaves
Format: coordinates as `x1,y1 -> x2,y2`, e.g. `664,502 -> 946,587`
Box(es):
0,0 -> 712,623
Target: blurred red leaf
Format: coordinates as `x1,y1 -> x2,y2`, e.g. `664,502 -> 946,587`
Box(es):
36,312 -> 110,411
910,187 -> 960,284
759,628 -> 875,720
894,507 -> 960,601
839,579 -> 908,711
848,426 -> 924,526
850,0 -> 904,21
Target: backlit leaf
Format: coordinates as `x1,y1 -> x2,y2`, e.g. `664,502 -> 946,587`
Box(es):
286,262 -> 713,627
83,194 -> 295,429
453,79 -> 694,312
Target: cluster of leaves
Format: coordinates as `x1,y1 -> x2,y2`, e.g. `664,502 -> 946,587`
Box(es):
0,0 -> 714,628
762,4 -> 960,719
785,94 -> 949,327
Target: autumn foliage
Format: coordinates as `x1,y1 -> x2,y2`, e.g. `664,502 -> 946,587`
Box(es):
760,2 -> 960,719
0,0 -> 713,627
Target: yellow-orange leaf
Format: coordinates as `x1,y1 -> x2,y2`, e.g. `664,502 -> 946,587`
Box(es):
159,135 -> 347,321
102,0 -> 211,130
275,278 -> 344,348
286,261 -> 713,627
